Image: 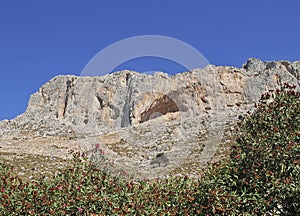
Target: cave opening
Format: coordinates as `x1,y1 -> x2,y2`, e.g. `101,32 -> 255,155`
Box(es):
140,94 -> 179,123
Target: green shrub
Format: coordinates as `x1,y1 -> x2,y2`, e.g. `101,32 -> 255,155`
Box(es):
0,150 -> 199,215
194,83 -> 300,215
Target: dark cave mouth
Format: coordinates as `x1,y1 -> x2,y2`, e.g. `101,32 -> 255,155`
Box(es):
140,94 -> 180,123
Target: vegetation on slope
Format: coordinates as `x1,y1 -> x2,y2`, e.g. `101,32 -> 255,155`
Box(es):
0,83 -> 299,215
193,83 -> 300,215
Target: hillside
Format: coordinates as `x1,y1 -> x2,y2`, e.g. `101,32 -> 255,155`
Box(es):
0,58 -> 299,181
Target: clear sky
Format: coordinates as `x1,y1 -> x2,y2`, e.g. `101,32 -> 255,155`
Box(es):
0,1 -> 299,120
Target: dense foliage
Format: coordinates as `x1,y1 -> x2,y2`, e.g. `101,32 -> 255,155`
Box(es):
194,83 -> 300,215
0,152 -> 198,215
0,83 -> 299,215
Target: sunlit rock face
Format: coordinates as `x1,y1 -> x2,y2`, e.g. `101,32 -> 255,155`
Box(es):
0,58 -> 299,179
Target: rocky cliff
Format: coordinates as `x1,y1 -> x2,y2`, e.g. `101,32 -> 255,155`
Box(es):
0,58 -> 299,179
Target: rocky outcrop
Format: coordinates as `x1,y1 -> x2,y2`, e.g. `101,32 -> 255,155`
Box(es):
0,58 -> 299,179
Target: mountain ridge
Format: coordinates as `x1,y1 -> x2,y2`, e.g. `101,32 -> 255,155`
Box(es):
0,58 -> 299,179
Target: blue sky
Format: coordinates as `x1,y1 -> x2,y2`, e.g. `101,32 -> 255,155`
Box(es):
0,1 -> 299,120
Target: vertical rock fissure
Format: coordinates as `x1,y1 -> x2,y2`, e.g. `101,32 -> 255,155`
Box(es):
62,80 -> 72,117
41,88 -> 47,104
121,73 -> 133,127
96,95 -> 104,109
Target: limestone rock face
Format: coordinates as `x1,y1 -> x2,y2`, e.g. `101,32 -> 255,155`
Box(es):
0,58 -> 299,179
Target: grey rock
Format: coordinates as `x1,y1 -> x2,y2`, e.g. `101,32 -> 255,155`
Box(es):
243,58 -> 266,75
150,152 -> 169,168
0,58 -> 299,179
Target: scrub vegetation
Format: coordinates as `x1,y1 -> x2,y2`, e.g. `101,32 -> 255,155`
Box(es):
0,83 -> 299,215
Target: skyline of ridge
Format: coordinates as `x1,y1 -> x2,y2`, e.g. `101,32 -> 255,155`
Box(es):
1,1 -> 300,120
